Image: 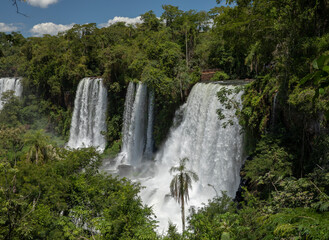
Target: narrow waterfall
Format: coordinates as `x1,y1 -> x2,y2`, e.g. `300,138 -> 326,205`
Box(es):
140,83 -> 244,232
0,77 -> 23,110
117,82 -> 154,166
121,82 -> 136,153
67,78 -> 107,151
126,83 -> 148,166
144,90 -> 154,160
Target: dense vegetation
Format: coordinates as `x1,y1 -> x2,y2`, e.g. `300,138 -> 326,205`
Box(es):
0,127 -> 157,239
1,0 -> 328,239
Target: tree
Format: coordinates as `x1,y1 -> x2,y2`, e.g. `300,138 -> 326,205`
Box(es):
169,157 -> 199,232
23,130 -> 57,164
161,5 -> 183,28
140,10 -> 160,31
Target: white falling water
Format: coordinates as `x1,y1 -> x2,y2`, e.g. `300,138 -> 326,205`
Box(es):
67,78 -> 107,151
0,77 -> 23,110
121,82 -> 136,153
117,82 -> 154,166
139,83 -> 244,232
126,83 -> 148,166
144,90 -> 155,160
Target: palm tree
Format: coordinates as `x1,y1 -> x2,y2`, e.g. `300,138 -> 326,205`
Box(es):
24,130 -> 58,164
169,157 -> 199,232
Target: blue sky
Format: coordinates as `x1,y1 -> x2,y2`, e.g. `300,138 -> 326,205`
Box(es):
0,0 -> 221,37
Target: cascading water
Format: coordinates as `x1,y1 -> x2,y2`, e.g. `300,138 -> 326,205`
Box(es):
126,83 -> 148,166
121,82 -> 136,154
139,83 -> 244,232
67,78 -> 107,151
0,77 -> 23,110
144,90 -> 155,160
116,82 -> 154,166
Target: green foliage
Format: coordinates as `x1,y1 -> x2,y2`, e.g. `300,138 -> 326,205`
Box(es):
211,71 -> 230,81
259,208 -> 329,239
244,137 -> 292,193
23,129 -> 58,164
270,175 -> 329,213
216,85 -> 244,128
104,139 -> 122,158
141,62 -> 183,146
0,91 -> 23,127
211,1 -> 329,180
0,6 -> 212,148
186,193 -> 252,240
185,186 -> 329,239
187,193 -> 232,239
170,158 -> 199,205
0,32 -> 26,77
163,222 -> 181,240
170,157 -> 199,232
106,114 -> 122,145
0,126 -> 25,164
1,2 -> 329,238
0,90 -> 71,141
0,129 -> 158,239
48,104 -> 72,138
239,75 -> 278,136
289,54 -> 329,123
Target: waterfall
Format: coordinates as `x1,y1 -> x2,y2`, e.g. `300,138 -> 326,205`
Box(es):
67,78 -> 107,151
117,82 -> 154,166
126,83 -> 148,165
0,77 -> 23,110
121,82 -> 136,153
144,90 -> 154,160
140,83 -> 244,232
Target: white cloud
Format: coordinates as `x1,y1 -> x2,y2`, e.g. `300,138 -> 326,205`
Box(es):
100,16 -> 142,27
27,0 -> 59,8
0,23 -> 19,32
30,22 -> 74,36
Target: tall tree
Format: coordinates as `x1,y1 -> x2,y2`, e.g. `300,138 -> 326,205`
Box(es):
170,157 -> 199,232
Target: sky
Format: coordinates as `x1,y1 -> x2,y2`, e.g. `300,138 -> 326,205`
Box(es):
0,0 -> 221,37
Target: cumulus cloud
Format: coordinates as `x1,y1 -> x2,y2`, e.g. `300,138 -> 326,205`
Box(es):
30,22 -> 74,37
0,23 -> 19,32
27,0 -> 59,8
100,16 -> 142,27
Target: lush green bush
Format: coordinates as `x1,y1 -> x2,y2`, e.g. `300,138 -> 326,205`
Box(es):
0,129 -> 158,239
211,71 -> 230,81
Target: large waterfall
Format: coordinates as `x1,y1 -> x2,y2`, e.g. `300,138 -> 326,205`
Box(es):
117,82 -> 154,166
67,78 -> 107,151
0,77 -> 23,110
139,83 -> 244,232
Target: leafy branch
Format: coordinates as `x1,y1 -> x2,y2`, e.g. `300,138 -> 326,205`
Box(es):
217,86 -> 244,128
10,0 -> 28,16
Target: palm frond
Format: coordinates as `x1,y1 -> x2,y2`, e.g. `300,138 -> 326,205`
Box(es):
169,157 -> 199,204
